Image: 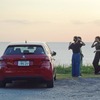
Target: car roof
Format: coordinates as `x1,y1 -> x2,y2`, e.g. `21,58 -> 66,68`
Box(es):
8,41 -> 47,46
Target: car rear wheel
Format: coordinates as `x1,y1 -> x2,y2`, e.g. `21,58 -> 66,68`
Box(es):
53,68 -> 56,81
0,81 -> 6,88
47,79 -> 54,88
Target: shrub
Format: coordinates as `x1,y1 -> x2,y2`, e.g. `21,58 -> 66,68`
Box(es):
55,65 -> 94,74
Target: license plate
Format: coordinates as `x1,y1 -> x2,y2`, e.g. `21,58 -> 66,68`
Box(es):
18,61 -> 30,66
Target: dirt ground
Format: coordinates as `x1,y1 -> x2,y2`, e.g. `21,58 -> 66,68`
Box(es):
0,77 -> 100,100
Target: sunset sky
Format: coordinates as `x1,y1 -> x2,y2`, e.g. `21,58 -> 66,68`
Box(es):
0,0 -> 100,42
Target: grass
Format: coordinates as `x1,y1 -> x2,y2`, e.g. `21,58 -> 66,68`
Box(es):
55,65 -> 100,79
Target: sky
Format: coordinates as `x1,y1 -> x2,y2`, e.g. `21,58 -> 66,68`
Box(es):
0,0 -> 100,42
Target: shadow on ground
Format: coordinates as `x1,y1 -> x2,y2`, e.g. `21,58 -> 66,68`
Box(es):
5,81 -> 47,89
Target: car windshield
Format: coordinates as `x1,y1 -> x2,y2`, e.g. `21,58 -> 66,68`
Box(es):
4,45 -> 45,55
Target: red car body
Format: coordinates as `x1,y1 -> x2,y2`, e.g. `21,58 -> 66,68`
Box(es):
0,42 -> 56,88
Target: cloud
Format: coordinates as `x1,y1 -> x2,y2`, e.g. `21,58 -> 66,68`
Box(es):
0,20 -> 51,25
71,20 -> 100,26
71,20 -> 85,25
92,20 -> 100,25
0,20 -> 31,24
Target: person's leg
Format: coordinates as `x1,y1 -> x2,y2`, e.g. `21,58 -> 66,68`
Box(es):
75,53 -> 80,76
80,55 -> 83,76
98,53 -> 100,71
93,52 -> 99,74
72,54 -> 76,77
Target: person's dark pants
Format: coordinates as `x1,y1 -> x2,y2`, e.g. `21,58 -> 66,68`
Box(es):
93,52 -> 100,74
72,53 -> 80,77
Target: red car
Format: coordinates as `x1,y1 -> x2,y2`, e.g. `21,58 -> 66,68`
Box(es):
0,42 -> 56,88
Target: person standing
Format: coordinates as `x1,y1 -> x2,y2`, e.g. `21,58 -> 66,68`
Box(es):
78,36 -> 85,67
77,36 -> 85,76
91,36 -> 100,74
68,36 -> 85,77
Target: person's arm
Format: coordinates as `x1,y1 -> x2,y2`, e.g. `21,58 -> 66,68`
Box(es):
68,42 -> 72,50
94,50 -> 100,53
91,41 -> 97,48
80,41 -> 85,46
78,38 -> 85,46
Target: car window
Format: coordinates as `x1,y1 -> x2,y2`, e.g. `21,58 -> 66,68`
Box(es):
4,45 -> 45,55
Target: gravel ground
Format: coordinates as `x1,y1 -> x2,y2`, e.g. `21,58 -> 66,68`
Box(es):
0,77 -> 100,100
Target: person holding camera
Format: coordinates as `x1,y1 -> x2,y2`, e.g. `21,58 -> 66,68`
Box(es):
68,36 -> 85,77
91,36 -> 100,74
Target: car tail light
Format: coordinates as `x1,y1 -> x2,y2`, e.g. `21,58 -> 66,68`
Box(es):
0,58 -> 6,69
41,57 -> 51,69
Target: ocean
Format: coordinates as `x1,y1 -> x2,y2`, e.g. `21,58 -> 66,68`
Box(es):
48,42 -> 95,66
0,42 -> 96,66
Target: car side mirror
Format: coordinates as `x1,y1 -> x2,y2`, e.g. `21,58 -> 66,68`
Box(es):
51,51 -> 56,56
